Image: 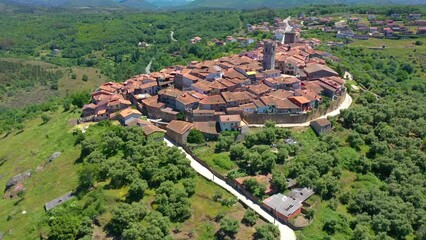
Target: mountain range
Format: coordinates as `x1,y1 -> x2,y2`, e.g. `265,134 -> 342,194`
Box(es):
0,0 -> 424,9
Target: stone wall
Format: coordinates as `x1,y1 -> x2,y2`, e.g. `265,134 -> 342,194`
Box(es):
242,95 -> 345,124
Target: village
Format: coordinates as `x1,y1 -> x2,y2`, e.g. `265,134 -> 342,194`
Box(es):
78,16 -> 351,226
301,12 -> 425,40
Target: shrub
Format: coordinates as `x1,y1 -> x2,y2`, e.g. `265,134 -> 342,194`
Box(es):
242,209 -> 258,226
187,129 -> 205,144
82,74 -> 88,81
212,154 -> 234,170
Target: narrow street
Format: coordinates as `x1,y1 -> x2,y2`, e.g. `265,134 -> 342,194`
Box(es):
164,139 -> 297,240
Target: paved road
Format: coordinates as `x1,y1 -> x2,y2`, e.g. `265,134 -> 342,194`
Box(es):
164,139 -> 297,240
249,92 -> 353,128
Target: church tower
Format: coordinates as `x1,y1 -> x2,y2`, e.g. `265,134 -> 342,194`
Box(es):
263,41 -> 276,71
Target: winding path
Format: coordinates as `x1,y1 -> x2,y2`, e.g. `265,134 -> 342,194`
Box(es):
170,31 -> 177,42
249,92 -> 353,128
163,139 -> 297,240
145,59 -> 153,74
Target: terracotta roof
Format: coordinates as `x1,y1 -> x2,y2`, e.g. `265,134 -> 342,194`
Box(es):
221,91 -> 238,102
223,68 -> 246,79
282,76 -> 301,84
226,107 -> 243,114
304,63 -> 338,75
193,109 -> 215,115
248,83 -> 271,96
240,102 -> 257,109
177,93 -> 199,106
142,95 -> 165,108
276,98 -> 300,109
142,124 -> 165,136
302,81 -> 324,94
158,88 -> 183,98
192,81 -> 211,92
139,81 -> 157,90
217,78 -> 236,88
260,96 -> 276,106
253,100 -> 265,107
200,95 -> 226,105
311,118 -> 331,127
183,73 -> 201,82
166,120 -> 193,135
119,108 -> 142,118
288,96 -> 310,105
268,90 -> 294,100
208,81 -> 227,90
295,89 -> 321,101
219,114 -> 241,122
193,121 -> 218,135
233,92 -> 252,101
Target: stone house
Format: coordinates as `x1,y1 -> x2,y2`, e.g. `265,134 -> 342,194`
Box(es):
310,118 -> 332,135
166,120 -> 194,145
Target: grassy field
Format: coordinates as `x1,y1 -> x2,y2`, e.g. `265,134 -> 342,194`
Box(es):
0,58 -> 108,108
348,37 -> 426,55
192,142 -> 236,175
0,109 -> 81,239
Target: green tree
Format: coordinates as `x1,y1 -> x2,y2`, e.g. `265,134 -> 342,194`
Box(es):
242,209 -> 258,226
182,178 -> 196,197
230,143 -> 247,161
276,147 -> 288,164
82,74 -> 88,81
243,178 -> 266,198
271,171 -> 287,193
218,216 -> 239,239
109,202 -> 147,235
254,224 -> 280,240
187,129 -> 205,144
127,179 -> 148,202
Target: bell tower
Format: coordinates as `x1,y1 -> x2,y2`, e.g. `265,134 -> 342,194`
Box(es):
263,41 -> 276,71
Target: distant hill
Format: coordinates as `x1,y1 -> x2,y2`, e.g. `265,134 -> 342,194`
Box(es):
189,0 -> 425,9
0,0 -> 424,9
0,0 -> 157,8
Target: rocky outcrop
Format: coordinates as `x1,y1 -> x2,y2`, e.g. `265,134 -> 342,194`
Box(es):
47,152 -> 61,163
5,171 -> 31,192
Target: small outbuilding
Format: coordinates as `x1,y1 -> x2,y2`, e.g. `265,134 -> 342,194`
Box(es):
44,192 -> 74,211
310,118 -> 332,135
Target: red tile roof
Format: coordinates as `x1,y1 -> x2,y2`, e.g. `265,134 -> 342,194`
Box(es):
219,114 -> 241,122
166,120 -> 193,135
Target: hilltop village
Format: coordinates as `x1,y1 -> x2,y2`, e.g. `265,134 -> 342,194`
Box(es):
81,33 -> 346,143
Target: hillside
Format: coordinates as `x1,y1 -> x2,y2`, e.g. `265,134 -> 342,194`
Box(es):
1,0 -> 425,9
189,0 -> 425,9
0,0 -> 157,8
